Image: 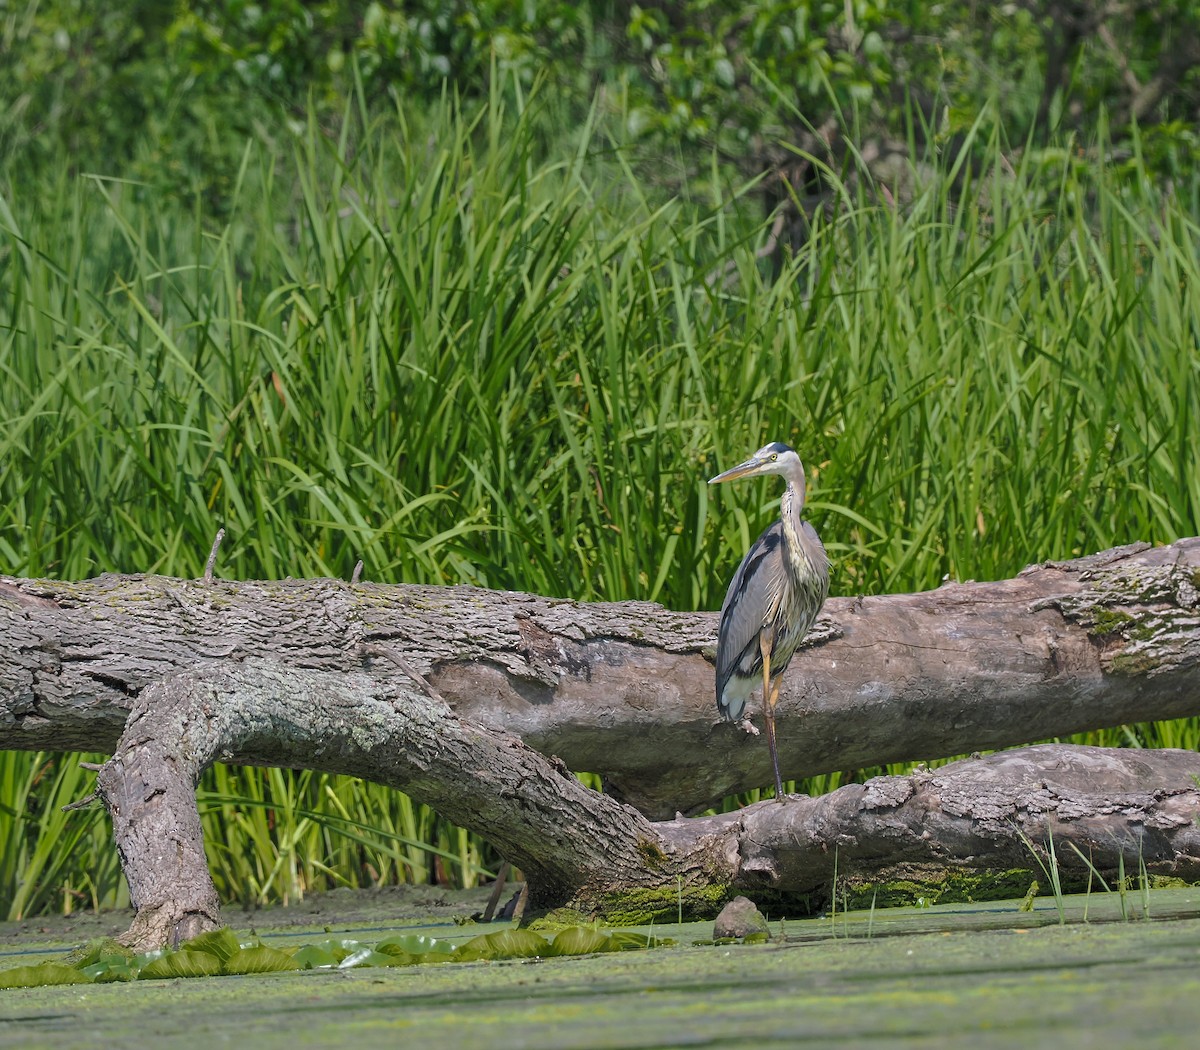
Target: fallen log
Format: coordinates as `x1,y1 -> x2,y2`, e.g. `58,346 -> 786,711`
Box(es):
4,539 -> 1199,817
88,664 -> 1200,947
2,539 -> 1199,948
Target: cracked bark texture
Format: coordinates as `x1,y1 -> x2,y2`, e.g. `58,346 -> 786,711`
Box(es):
84,670 -> 1200,949
2,539 -> 1200,948
93,662 -> 658,949
3,539 -> 1200,815
661,744 -> 1200,896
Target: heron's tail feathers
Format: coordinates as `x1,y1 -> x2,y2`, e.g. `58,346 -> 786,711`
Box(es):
717,691 -> 746,722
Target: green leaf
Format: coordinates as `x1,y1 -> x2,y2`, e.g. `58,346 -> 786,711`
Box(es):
80,960 -> 139,983
64,938 -> 134,970
337,948 -> 415,969
131,949 -> 168,970
608,931 -> 674,950
373,951 -> 421,968
0,962 -> 93,988
138,950 -> 224,980
374,950 -> 419,966
457,929 -> 551,961
180,927 -> 242,962
291,944 -> 341,970
222,946 -> 300,975
375,934 -> 457,957
549,927 -> 617,956
305,937 -> 367,962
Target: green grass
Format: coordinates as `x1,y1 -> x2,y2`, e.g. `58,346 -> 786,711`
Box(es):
1016,825 -> 1067,925
2,78 -> 1199,916
0,754 -> 127,918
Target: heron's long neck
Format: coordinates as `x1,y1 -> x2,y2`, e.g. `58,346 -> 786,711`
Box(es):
779,466 -> 806,524
778,468 -> 808,558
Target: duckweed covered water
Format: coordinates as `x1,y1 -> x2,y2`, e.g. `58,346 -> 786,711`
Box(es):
2,887 -> 1199,1048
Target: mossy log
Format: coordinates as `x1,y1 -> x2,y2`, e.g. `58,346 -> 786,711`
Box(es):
2,539 -> 1200,948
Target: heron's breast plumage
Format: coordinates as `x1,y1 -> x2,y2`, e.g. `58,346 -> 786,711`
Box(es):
715,485 -> 829,721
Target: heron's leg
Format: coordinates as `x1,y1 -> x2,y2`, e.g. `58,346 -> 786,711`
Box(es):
759,630 -> 785,802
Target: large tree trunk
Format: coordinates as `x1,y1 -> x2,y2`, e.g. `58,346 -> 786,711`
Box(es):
2,539 -> 1199,948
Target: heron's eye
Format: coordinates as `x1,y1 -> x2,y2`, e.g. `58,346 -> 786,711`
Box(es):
770,453 -> 778,462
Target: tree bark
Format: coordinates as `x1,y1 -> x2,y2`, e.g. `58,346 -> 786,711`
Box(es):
2,539 -> 1200,948
670,745 -> 1200,896
91,662 -> 658,948
4,539 -> 1199,816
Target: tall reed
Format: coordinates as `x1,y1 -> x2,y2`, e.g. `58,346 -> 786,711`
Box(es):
2,81 -> 1197,914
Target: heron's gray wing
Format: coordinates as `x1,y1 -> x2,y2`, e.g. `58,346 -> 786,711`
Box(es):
715,520 -> 784,703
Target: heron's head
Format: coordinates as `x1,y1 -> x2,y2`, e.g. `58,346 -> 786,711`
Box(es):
708,442 -> 804,485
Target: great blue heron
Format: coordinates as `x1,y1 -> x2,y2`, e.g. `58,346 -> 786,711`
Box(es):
709,441 -> 829,800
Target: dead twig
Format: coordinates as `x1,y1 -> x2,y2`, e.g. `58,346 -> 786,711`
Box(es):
62,791 -> 98,812
481,862 -> 511,922
204,528 -> 226,585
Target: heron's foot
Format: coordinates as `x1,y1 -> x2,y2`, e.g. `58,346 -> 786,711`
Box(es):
737,717 -> 760,737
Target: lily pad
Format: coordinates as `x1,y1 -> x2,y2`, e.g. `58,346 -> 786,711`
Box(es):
337,948 -> 416,969
291,944 -> 341,970
0,962 -> 94,988
131,948 -> 168,970
304,937 -> 368,962
181,927 -> 242,962
80,959 -> 140,983
64,938 -> 134,970
550,927 -> 618,956
222,946 -> 300,975
138,950 -> 224,980
457,928 -> 551,961
368,942 -> 421,965
374,933 -> 457,957
608,931 -> 673,950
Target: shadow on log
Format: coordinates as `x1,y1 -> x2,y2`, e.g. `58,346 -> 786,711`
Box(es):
3,540 -> 1200,948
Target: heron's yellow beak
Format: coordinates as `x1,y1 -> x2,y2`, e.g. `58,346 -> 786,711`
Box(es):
708,456 -> 766,484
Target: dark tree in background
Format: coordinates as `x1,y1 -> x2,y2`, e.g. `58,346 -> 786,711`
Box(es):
3,2 -> 1197,199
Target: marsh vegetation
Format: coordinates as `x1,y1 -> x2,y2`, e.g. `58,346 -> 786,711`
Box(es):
2,1 -> 1199,919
